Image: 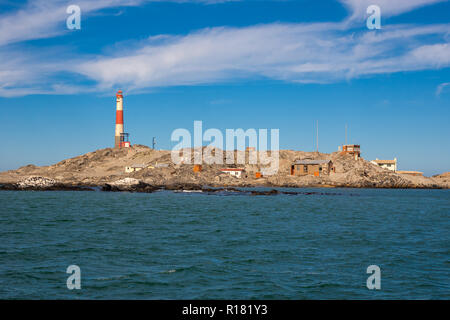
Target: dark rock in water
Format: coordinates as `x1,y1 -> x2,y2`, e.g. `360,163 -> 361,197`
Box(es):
102,182 -> 157,193
250,189 -> 280,196
0,183 -> 94,192
102,184 -> 113,191
282,191 -> 299,195
200,187 -> 220,193
199,187 -> 241,193
165,183 -> 203,191
0,183 -> 17,191
142,185 -> 158,193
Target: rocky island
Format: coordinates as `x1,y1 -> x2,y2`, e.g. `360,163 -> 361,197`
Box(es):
0,145 -> 448,192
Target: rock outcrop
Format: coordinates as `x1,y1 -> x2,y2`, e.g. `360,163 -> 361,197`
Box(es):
111,177 -> 141,186
102,177 -> 158,193
17,176 -> 57,188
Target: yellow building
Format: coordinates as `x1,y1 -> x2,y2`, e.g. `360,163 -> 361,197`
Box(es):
125,164 -> 147,173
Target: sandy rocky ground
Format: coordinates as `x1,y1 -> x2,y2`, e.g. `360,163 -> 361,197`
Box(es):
0,145 -> 448,191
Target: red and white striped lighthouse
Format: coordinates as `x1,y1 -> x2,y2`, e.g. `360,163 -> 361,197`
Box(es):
114,90 -> 130,148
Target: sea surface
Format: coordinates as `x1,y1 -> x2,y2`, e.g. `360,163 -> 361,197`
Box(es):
0,188 -> 449,299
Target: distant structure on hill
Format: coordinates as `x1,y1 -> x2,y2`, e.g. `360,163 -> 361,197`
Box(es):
371,158 -> 397,172
290,159 -> 335,176
338,144 -> 361,160
397,170 -> 424,177
337,124 -> 360,160
221,168 -> 246,178
115,90 -> 131,148
125,164 -> 147,173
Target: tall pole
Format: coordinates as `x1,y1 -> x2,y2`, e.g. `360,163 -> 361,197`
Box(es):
316,120 -> 319,153
345,123 -> 348,145
115,90 -> 124,148
152,137 -> 156,150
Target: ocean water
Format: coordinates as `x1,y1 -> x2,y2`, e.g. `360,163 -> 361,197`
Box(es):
0,188 -> 448,299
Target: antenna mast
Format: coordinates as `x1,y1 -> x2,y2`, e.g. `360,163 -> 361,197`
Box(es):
345,123 -> 348,145
316,120 -> 319,153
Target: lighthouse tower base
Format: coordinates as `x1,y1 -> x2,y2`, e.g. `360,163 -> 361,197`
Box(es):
115,132 -> 130,148
115,136 -> 121,148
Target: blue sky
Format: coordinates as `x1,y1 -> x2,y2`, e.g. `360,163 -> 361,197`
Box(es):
0,0 -> 449,176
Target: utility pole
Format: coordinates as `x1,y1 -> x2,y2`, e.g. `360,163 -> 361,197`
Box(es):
152,137 -> 156,150
316,120 -> 319,153
345,123 -> 348,145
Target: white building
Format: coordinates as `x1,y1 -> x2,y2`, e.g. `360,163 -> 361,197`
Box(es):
220,168 -> 246,178
370,158 -> 397,172
125,164 -> 147,173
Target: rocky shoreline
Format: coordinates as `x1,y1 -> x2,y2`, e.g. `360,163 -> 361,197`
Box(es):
0,145 -> 448,191
0,181 -> 358,196
0,179 -> 445,195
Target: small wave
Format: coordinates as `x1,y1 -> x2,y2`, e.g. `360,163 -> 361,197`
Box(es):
95,275 -> 129,281
161,269 -> 177,274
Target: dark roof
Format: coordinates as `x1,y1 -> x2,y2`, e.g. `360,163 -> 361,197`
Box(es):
293,159 -> 331,165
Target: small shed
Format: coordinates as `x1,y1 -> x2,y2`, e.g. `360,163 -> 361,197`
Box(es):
291,160 -> 334,176
220,168 -> 245,178
125,164 -> 147,173
339,144 -> 361,160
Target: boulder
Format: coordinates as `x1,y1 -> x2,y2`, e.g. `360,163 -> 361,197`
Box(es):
111,177 -> 141,186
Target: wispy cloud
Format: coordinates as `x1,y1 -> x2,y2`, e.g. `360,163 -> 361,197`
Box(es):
436,82 -> 450,96
0,0 -> 238,96
0,0 -> 138,46
76,23 -> 450,92
0,0 -> 449,97
0,0 -> 233,46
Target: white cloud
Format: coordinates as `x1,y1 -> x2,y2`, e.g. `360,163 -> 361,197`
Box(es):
0,1 -> 138,46
1,0 -> 442,47
74,22 -> 450,92
0,0 -> 234,46
0,0 -> 449,97
0,0 -> 238,96
339,0 -> 448,23
436,82 -> 450,96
